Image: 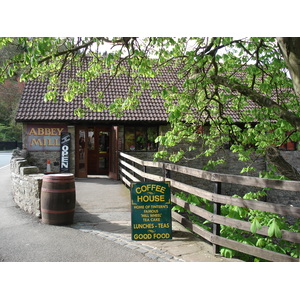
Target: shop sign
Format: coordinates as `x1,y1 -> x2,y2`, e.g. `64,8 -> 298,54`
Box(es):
26,124 -> 67,151
131,181 -> 172,241
60,132 -> 71,173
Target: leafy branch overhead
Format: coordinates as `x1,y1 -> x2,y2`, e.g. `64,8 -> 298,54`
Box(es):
1,37 -> 300,179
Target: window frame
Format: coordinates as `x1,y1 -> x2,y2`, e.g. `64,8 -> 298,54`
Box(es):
124,126 -> 159,152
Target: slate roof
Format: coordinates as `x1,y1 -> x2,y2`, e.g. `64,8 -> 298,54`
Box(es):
16,60 -> 181,124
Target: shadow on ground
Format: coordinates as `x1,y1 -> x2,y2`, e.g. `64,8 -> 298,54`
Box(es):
72,176 -> 132,234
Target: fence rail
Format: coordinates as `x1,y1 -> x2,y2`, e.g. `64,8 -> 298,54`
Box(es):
119,152 -> 300,262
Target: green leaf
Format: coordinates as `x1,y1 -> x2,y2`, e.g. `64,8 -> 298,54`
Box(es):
254,258 -> 261,262
256,238 -> 266,248
267,219 -> 282,238
74,108 -> 87,117
250,218 -> 262,234
64,93 -> 74,102
220,247 -> 235,258
8,68 -> 14,77
172,205 -> 186,213
161,89 -> 169,98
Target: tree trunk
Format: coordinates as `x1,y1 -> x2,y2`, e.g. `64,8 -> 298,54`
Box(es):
277,37 -> 300,98
265,146 -> 300,181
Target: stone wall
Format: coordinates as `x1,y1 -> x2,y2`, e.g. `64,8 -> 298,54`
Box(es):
126,124 -> 300,209
27,150 -> 61,173
10,157 -> 43,217
126,150 -> 265,196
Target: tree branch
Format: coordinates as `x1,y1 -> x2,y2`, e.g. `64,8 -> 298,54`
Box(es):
38,38 -> 98,64
211,74 -> 300,130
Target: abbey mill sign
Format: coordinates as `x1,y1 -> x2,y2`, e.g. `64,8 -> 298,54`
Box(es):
26,124 -> 67,151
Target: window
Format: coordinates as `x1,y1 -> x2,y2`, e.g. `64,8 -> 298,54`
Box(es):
88,128 -> 95,150
278,131 -> 298,151
124,126 -> 158,151
279,141 -> 297,151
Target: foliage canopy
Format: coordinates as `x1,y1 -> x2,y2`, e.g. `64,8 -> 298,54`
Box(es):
1,37 -> 300,177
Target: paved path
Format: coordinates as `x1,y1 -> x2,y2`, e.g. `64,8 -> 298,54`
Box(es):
1,162 -> 240,262
73,176 -> 241,262
0,168 -> 154,262
0,151 -> 12,168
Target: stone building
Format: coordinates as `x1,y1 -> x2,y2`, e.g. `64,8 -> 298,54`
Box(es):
15,60 -> 299,204
15,62 -> 174,179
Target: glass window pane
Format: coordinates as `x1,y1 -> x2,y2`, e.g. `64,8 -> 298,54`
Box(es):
125,127 -> 135,151
78,130 -> 86,170
99,157 -> 107,169
88,128 -> 95,150
124,126 -> 158,151
99,131 -> 109,153
136,127 -> 147,151
147,127 -> 158,151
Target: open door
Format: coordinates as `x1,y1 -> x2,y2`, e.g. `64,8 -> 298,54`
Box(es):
109,126 -> 119,179
76,125 -> 119,179
87,126 -> 110,175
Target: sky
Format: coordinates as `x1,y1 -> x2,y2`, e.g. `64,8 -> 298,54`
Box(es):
1,1 -> 298,37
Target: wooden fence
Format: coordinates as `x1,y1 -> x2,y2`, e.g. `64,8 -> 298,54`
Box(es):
119,152 -> 300,262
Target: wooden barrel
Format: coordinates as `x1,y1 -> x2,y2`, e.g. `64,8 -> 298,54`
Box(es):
41,173 -> 76,225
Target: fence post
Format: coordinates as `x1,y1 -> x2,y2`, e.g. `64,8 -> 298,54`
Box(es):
162,163 -> 170,182
118,152 -> 121,182
213,181 -> 221,255
132,161 -> 136,179
143,165 -> 147,182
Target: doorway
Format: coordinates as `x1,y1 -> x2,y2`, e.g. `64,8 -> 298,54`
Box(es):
75,126 -> 119,178
87,126 -> 109,175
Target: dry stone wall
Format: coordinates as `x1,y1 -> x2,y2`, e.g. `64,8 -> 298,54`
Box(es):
10,157 -> 43,217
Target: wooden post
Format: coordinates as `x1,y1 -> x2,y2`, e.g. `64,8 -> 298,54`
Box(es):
162,163 -> 170,181
132,161 -> 136,180
118,152 -> 121,181
213,181 -> 221,255
166,169 -> 171,179
143,165 -> 147,182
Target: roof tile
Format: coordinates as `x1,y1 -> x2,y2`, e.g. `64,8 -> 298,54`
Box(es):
16,60 -> 271,124
16,64 -> 171,123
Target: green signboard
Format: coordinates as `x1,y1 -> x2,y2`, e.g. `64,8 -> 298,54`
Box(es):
131,181 -> 172,241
